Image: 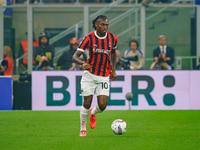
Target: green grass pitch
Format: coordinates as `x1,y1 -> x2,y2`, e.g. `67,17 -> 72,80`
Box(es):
0,110 -> 200,150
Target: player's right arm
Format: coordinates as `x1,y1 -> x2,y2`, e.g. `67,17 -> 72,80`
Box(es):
72,51 -> 91,71
72,50 -> 84,65
73,35 -> 91,71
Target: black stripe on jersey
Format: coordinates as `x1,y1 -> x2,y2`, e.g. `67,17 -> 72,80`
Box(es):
110,33 -> 114,47
103,35 -> 110,76
88,34 -> 93,64
97,39 -> 105,75
83,40 -> 89,50
92,36 -> 99,74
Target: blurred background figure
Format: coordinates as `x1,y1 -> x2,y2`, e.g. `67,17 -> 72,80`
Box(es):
153,35 -> 174,70
124,39 -> 144,70
0,46 -> 14,76
34,56 -> 53,71
115,50 -> 125,70
18,32 -> 39,70
57,37 -> 87,70
33,32 -> 55,68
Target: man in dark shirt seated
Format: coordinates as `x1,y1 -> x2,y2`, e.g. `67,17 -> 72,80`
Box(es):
57,37 -> 87,70
33,32 -> 55,68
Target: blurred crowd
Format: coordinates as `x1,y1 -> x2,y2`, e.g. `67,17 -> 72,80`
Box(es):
1,32 -> 200,76
11,0 -> 173,4
14,0 -> 114,3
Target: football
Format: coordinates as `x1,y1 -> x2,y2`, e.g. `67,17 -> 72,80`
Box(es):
111,119 -> 127,135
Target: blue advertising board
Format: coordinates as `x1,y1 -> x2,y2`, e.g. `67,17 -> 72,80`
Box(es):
0,77 -> 12,110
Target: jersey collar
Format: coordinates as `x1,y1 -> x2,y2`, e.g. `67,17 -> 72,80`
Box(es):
94,31 -> 107,39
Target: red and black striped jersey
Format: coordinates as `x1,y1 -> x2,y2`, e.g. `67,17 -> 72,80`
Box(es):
78,31 -> 118,77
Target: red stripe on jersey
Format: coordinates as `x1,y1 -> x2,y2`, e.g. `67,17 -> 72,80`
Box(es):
93,38 -> 102,75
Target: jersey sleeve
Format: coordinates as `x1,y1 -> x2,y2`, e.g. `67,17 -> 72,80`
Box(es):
77,35 -> 90,52
113,35 -> 118,50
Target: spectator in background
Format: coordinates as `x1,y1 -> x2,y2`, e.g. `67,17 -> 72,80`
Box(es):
115,50 -> 125,70
0,46 -> 14,76
153,35 -> 174,70
124,39 -> 144,70
33,32 -> 55,68
13,0 -> 39,4
195,56 -> 200,70
18,32 -> 39,70
35,56 -> 53,71
57,37 -> 87,70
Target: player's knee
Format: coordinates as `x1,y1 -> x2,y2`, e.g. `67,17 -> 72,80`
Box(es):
83,101 -> 91,109
98,103 -> 107,111
83,100 -> 91,109
83,97 -> 92,109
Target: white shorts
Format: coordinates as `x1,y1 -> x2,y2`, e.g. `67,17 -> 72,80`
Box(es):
80,71 -> 110,97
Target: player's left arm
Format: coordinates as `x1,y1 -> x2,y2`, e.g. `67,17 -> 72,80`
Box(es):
110,37 -> 118,81
110,48 -> 117,81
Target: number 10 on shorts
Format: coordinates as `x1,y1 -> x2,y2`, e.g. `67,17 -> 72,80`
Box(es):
101,82 -> 108,89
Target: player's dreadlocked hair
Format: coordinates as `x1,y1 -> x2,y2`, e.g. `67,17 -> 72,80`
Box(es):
92,15 -> 108,30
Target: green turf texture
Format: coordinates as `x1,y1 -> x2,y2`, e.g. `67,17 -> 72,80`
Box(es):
0,110 -> 200,150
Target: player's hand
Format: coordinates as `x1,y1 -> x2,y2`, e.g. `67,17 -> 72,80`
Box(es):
82,63 -> 92,71
110,71 -> 117,81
